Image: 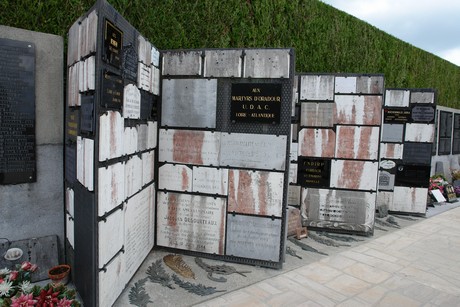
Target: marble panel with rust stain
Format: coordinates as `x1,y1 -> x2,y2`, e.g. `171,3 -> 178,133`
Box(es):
384,89 -> 410,107
98,162 -> 125,217
410,91 -> 435,104
299,74 -> 334,101
334,95 -> 382,125
330,160 -> 379,191
404,123 -> 435,142
162,50 -> 202,76
376,191 -> 394,208
123,126 -> 138,155
380,143 -> 404,159
335,126 -> 380,160
192,166 -> 228,195
356,76 -> 384,94
243,49 -> 290,78
142,150 -> 155,186
99,111 -> 124,161
228,169 -> 284,217
158,163 -> 192,192
98,208 -> 123,267
125,155 -> 143,198
298,128 -> 336,158
203,49 -> 242,78
300,102 -> 334,127
391,187 -> 428,214
98,252 -> 125,307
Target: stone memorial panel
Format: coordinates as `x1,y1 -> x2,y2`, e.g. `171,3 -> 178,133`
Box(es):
158,163 -> 193,192
121,43 -> 138,82
137,62 -> 151,92
299,75 -> 334,101
220,133 -> 287,170
103,19 -> 123,68
162,79 -> 217,128
86,10 -> 98,54
291,76 -> 298,117
98,253 -> 125,307
228,170 -> 284,217
381,124 -> 404,142
65,144 -> 77,184
123,84 -> 141,119
66,188 -> 75,217
162,50 -> 202,76
378,170 -> 395,190
0,38 -> 36,184
395,164 -> 430,188
98,162 -> 125,216
411,105 -> 435,123
383,108 -> 411,124
66,108 -> 79,141
67,19 -> 80,65
404,123 -> 434,142
356,76 -> 384,94
391,186 -> 428,213
159,129 -> 220,166
243,49 -> 290,78
137,124 -> 148,152
385,90 -> 410,107
151,46 -> 160,67
80,95 -> 94,134
402,143 -> 432,165
137,35 -> 151,65
67,64 -> 80,106
335,95 -> 382,125
226,214 -> 281,262
287,206 -> 303,237
230,83 -> 282,124
85,56 -> 96,91
290,142 -> 298,161
76,137 -> 94,191
192,166 -> 229,195
151,66 -> 160,96
99,111 -> 124,161
78,16 -> 87,59
66,213 -> 74,249
204,49 -> 242,78
287,185 -> 301,206
300,102 -> 334,127
297,157 -> 331,188
376,191 -> 393,209
335,76 -> 357,93
98,208 -> 123,266
380,143 -> 404,159
330,160 -> 378,191
101,70 -> 123,109
410,91 -> 434,104
123,126 -> 138,155
142,151 -> 155,186
147,121 -> 157,149
289,163 -> 298,184
157,192 -> 226,254
125,155 -> 143,198
78,60 -> 85,93
298,128 -> 336,158
335,126 -> 380,160
140,91 -> 154,120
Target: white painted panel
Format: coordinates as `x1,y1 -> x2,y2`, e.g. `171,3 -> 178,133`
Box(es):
192,166 -> 229,195
162,50 -> 202,76
300,102 -> 334,127
300,75 -> 334,101
86,10 -> 97,54
404,123 -> 435,142
98,253 -> 125,307
147,121 -> 158,149
335,76 -> 357,93
380,143 -> 404,159
158,163 -> 193,192
123,126 -> 138,155
98,208 -> 124,266
330,160 -> 379,191
123,84 -> 141,119
298,128 -> 336,158
86,56 -> 96,91
151,66 -> 160,95
65,214 -> 74,249
137,62 -> 151,92
289,163 -> 298,184
99,111 -> 124,161
76,136 -> 84,187
335,95 -> 382,125
83,138 -> 94,191
287,185 -> 301,206
137,35 -> 151,65
410,91 -> 434,104
220,133 -> 287,170
228,170 -> 284,217
151,46 -> 160,67
385,89 -> 410,107
159,129 -> 221,166
243,49 -> 290,78
65,188 -> 75,217
137,124 -> 148,152
391,187 -> 428,214
290,142 -> 298,161
335,126 -> 380,160
98,162 -> 125,216
204,49 -> 242,78
142,151 -> 155,186
125,155 -> 143,198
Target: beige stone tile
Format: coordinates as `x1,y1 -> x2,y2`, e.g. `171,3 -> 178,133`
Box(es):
399,267 -> 460,295
293,262 -> 343,284
429,292 -> 460,306
357,285 -> 388,304
286,272 -> 347,303
363,247 -> 399,263
336,298 -> 370,307
378,291 -> 421,307
266,290 -> 310,307
325,274 -> 371,296
343,262 -> 391,284
319,254 -> 356,270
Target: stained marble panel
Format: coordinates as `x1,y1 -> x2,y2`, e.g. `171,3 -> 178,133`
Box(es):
391,187 -> 428,214
335,126 -> 380,160
299,75 -> 334,101
410,91 -> 435,104
158,163 -> 193,192
99,111 -> 124,161
243,49 -> 290,78
204,49 -> 242,78
192,166 -> 228,195
356,76 -> 384,94
404,123 -> 435,142
125,155 -> 143,198
98,208 -> 123,266
330,160 -> 379,191
380,143 -> 404,159
298,128 -> 336,158
142,151 -> 155,186
300,102 -> 334,127
98,162 -> 125,216
385,90 -> 410,107
335,95 -> 382,125
123,84 -> 141,119
162,50 -> 202,76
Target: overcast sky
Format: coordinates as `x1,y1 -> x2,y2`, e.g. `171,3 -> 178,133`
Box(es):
320,0 -> 460,66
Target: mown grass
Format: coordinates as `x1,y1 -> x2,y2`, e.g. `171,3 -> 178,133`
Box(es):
0,0 -> 458,106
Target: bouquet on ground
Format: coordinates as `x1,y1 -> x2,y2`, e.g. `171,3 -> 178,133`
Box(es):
429,174 -> 448,196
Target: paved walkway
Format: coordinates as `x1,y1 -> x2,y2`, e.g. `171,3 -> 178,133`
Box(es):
195,207 -> 460,306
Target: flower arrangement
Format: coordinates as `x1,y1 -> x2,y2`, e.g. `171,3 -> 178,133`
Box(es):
0,262 -> 80,307
429,174 -> 448,195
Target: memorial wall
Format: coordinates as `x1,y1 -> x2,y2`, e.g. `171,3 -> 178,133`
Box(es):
377,89 -> 436,214
65,1 -> 158,306
292,74 -> 384,235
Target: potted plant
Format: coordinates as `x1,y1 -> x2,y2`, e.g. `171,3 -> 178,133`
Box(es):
48,264 -> 71,286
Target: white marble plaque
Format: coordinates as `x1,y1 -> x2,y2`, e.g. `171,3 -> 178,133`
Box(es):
335,76 -> 357,93
123,126 -> 138,155
162,50 -> 202,76
67,65 -> 79,106
99,111 -> 124,161
159,129 -> 221,166
410,91 -> 434,104
151,66 -> 160,95
151,46 -> 160,67
243,49 -> 290,78
300,102 -> 334,127
385,90 -> 410,107
137,35 -> 151,65
86,10 -> 98,54
228,170 -> 284,217
137,124 -> 148,152
65,188 -> 75,217
123,84 -> 141,119
298,128 -> 336,158
67,19 -> 80,65
204,49 -> 242,77
137,62 -> 151,92
391,187 -> 428,214
77,137 -> 94,191
78,60 -> 85,93
192,166 -> 229,195
98,208 -> 124,266
161,78 -> 217,128
158,163 -> 193,192
66,214 -> 74,249
98,162 -> 125,216
289,163 -> 298,184
287,185 -> 301,206
147,121 -> 158,149
335,95 -> 382,125
220,133 -> 287,170
157,192 -> 226,254
404,123 -> 435,142
78,16 -> 87,59
378,170 -> 395,190
380,143 -> 403,159
290,142 -> 298,161
124,185 -> 155,277
76,137 -> 83,186
125,155 -> 143,198
142,151 -> 155,186
381,124 -> 404,142
335,126 -> 380,160
300,74 -> 334,101
85,56 -> 96,91
226,215 -> 281,262
330,160 -> 379,191
356,76 -> 384,94
376,191 -> 393,209
98,253 -> 125,307
292,75 -> 298,116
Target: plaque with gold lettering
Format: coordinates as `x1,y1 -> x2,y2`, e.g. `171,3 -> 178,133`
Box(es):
103,19 -> 123,68
231,83 -> 282,124
297,157 -> 331,188
101,70 -> 123,109
383,108 -> 411,124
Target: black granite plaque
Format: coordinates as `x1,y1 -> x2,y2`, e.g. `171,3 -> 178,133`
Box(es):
0,38 -> 36,184
66,108 -> 79,141
411,105 -> 435,123
65,143 -> 77,185
231,83 -> 282,124
383,108 -> 411,124
121,43 -> 138,81
80,95 -> 94,134
297,157 -> 331,188
103,19 -> 123,68
140,90 -> 154,120
402,143 -> 432,165
394,164 -> 430,188
101,70 -> 123,109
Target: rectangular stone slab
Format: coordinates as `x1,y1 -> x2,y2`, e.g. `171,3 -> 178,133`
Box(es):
192,166 -> 229,195
299,74 -> 334,101
158,163 -> 193,192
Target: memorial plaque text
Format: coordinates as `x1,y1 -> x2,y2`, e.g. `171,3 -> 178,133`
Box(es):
104,19 -> 123,68
383,108 -> 411,124
297,157 -> 331,188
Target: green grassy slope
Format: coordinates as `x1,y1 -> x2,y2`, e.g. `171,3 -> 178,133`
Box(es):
1,0 -> 458,106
